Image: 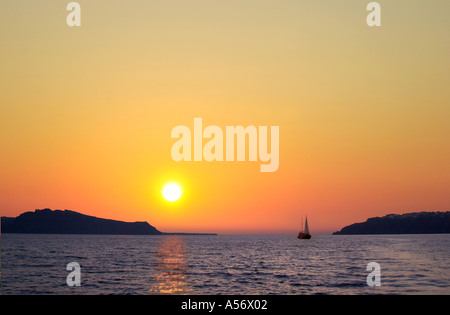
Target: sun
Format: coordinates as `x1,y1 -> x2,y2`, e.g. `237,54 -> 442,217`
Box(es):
162,183 -> 182,202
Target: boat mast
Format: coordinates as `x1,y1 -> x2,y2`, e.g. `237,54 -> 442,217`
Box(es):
300,218 -> 305,234
305,216 -> 310,235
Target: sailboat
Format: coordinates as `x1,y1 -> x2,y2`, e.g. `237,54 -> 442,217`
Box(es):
297,216 -> 311,239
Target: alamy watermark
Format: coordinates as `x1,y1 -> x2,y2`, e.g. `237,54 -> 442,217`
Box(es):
170,118 -> 279,173
66,262 -> 81,287
366,262 -> 381,287
66,2 -> 81,27
367,2 -> 381,27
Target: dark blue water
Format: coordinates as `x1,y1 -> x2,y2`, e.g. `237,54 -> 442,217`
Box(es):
1,234 -> 449,294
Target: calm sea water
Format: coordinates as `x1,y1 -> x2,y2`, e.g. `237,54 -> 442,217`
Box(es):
1,234 -> 449,295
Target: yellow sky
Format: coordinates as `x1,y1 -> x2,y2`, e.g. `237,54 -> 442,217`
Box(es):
1,1 -> 449,233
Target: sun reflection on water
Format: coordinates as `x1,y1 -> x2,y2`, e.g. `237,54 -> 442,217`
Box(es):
149,236 -> 188,294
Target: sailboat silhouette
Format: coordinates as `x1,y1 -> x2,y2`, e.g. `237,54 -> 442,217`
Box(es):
297,216 -> 311,239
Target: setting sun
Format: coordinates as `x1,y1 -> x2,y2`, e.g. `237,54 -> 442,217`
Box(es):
162,183 -> 182,202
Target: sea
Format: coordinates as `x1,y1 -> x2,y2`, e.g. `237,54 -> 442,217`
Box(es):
1,234 -> 449,295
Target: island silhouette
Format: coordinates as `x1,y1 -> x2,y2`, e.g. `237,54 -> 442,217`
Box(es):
1,209 -> 217,236
334,211 -> 450,235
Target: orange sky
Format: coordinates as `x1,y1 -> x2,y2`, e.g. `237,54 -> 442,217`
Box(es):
1,1 -> 449,234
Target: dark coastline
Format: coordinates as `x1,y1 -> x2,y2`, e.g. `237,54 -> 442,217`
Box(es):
333,211 -> 450,235
1,209 -> 217,236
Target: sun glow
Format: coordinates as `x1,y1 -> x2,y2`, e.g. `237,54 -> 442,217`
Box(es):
162,183 -> 182,202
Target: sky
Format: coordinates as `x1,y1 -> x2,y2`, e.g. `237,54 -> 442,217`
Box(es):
1,1 -> 449,234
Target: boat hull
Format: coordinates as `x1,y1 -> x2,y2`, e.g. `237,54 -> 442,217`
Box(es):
297,233 -> 311,239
